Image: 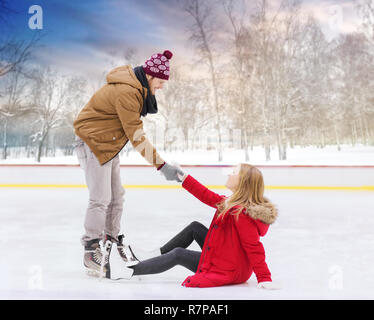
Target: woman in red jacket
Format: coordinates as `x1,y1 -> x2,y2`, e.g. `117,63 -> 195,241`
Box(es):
109,163 -> 279,289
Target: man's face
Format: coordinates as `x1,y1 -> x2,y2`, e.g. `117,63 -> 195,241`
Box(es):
148,77 -> 166,95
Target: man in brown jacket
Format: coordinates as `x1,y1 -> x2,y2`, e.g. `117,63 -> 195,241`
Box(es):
73,50 -> 183,278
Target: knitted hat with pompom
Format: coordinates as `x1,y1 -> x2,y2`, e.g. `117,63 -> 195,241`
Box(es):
142,50 -> 173,80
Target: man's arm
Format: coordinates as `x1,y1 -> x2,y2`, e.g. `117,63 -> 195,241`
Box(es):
115,90 -> 164,169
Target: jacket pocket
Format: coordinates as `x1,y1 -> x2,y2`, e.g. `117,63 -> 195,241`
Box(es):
94,130 -> 125,143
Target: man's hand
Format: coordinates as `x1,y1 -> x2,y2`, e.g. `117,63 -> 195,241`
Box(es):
159,162 -> 184,182
172,162 -> 187,182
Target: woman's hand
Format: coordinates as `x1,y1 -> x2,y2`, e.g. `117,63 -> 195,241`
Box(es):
179,172 -> 188,183
257,281 -> 281,290
177,171 -> 187,182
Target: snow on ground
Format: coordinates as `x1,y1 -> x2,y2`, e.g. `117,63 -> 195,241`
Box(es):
0,178 -> 374,299
0,144 -> 373,165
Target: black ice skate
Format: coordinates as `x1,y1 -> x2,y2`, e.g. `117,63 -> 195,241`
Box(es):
84,238 -> 112,278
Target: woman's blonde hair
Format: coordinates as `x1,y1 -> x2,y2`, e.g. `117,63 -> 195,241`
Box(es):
217,164 -> 265,219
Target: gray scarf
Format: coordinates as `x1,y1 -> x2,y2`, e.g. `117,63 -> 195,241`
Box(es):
133,66 -> 158,117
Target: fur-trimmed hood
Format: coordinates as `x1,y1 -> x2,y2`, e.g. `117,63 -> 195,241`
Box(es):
245,198 -> 278,225
242,198 -> 278,236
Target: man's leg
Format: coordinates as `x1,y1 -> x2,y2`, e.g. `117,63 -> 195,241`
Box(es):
80,142 -> 113,246
105,153 -> 125,242
103,155 -> 138,265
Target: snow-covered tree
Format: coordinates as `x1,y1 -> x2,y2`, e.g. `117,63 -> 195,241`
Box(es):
28,68 -> 76,162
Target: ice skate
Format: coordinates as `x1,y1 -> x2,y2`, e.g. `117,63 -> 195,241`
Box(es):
130,246 -> 161,261
116,234 -> 139,266
84,238 -> 112,279
108,242 -> 135,280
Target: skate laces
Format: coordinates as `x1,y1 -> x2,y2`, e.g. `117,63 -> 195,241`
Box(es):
118,244 -> 129,257
118,244 -> 136,261
92,248 -> 103,264
90,242 -> 111,265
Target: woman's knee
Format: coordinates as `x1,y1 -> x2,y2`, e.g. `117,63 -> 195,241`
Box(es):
170,247 -> 185,260
189,221 -> 204,232
169,248 -> 200,272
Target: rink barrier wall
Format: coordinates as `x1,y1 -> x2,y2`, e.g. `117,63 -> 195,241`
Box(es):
0,164 -> 373,191
0,164 -> 373,168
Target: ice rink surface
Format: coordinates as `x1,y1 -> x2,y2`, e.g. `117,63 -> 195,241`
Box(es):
1,167 -> 374,300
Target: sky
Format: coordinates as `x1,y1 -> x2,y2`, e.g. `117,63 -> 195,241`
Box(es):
0,0 -> 362,79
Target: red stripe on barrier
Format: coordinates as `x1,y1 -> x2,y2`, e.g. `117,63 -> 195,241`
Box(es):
0,164 -> 373,168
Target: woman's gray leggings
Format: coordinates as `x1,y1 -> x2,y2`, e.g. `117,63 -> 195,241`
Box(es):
130,221 -> 208,275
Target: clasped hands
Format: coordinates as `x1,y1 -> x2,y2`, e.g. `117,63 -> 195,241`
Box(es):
159,162 -> 185,182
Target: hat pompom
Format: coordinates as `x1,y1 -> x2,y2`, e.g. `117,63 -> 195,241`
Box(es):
163,50 -> 173,59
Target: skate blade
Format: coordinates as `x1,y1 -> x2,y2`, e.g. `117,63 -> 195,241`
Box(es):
109,277 -> 129,281
85,268 -> 105,278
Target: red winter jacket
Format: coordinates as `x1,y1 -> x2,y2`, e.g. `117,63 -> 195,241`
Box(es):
181,175 -> 278,288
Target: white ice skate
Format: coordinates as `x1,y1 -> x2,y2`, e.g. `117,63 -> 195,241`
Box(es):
129,246 -> 161,261
109,242 -> 135,280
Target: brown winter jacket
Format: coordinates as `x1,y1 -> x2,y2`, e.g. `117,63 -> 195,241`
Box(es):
74,65 -> 164,168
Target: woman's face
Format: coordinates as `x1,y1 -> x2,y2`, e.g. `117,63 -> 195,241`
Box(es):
225,164 -> 241,191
